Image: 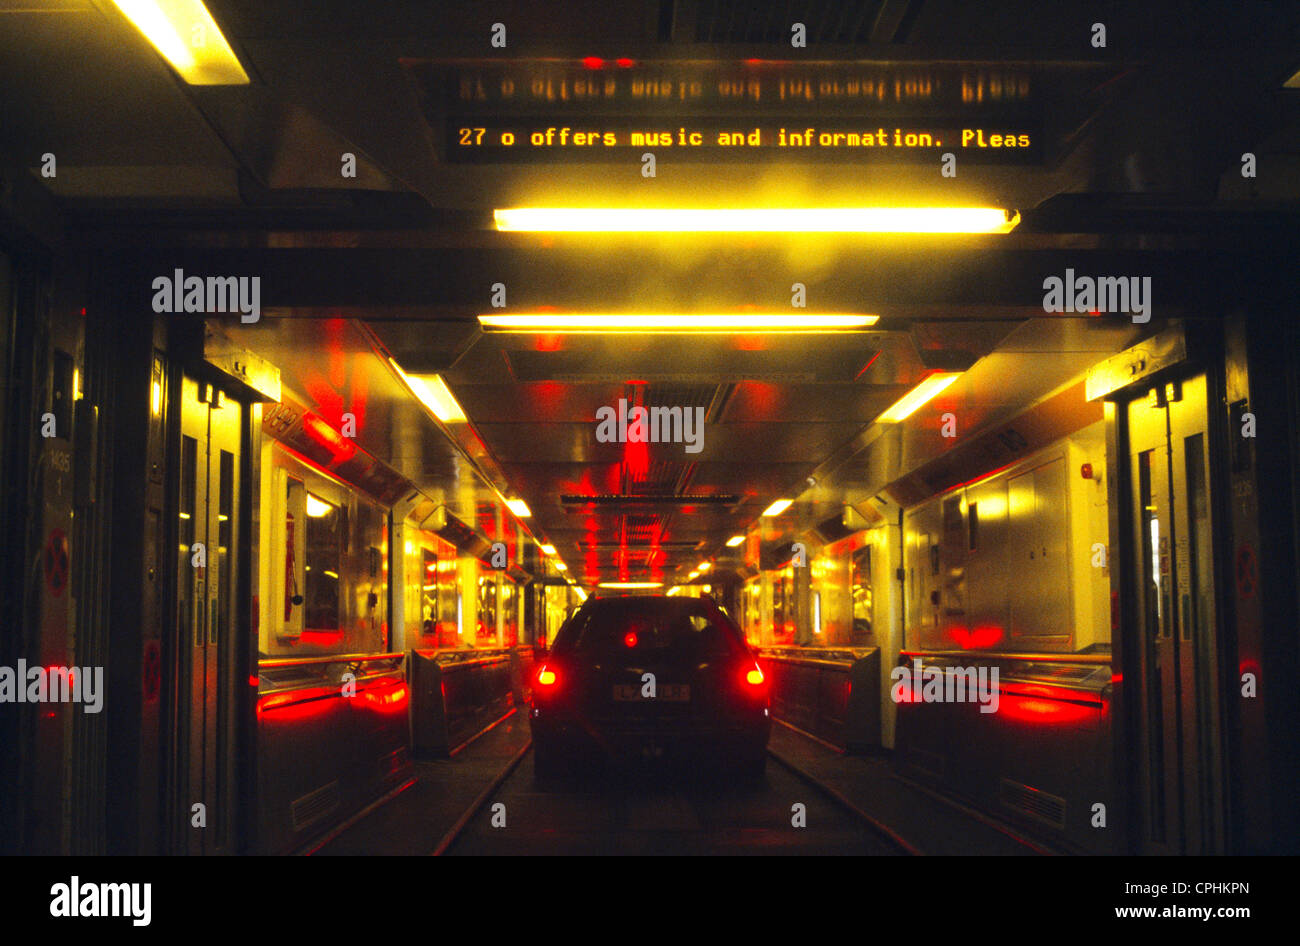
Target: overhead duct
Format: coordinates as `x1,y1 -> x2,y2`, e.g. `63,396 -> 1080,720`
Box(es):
759,540 -> 798,572
418,505 -> 491,559
804,504 -> 879,545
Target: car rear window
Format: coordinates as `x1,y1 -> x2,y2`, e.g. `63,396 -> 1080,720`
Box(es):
553,598 -> 745,659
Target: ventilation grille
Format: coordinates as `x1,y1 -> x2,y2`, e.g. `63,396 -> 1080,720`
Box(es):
561,494 -> 738,506
642,383 -> 718,411
580,540 -> 701,551
626,458 -> 683,495
291,780 -> 341,832
999,778 -> 1066,830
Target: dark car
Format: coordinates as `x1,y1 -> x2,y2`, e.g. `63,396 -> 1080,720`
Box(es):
530,595 -> 771,783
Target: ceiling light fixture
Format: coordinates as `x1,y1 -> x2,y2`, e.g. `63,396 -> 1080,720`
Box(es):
877,371 -> 962,423
725,535 -> 746,547
111,0 -> 249,84
506,498 -> 531,518
478,314 -> 877,334
389,360 -> 467,423
597,581 -> 663,589
493,207 -> 1019,233
762,499 -> 793,517
539,544 -> 556,555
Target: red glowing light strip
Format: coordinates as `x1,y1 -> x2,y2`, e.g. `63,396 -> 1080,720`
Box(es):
940,461 -> 1021,496
854,350 -> 882,380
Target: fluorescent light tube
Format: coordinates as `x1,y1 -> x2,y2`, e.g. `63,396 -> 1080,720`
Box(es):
112,0 -> 249,84
877,372 -> 961,423
478,313 -> 877,333
494,207 -> 1019,233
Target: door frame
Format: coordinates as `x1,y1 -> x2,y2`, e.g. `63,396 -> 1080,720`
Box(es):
1098,326 -> 1233,855
164,361 -> 260,855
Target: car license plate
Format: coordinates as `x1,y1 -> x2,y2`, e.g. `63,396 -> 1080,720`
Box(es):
613,684 -> 690,702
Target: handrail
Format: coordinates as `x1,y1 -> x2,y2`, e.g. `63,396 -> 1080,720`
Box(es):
435,654 -> 511,670
258,652 -> 405,670
411,647 -> 516,662
759,655 -> 859,670
898,649 -> 1111,666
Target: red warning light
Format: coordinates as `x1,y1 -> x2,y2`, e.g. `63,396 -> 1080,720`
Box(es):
1080,463 -> 1094,479
582,57 -> 604,69
615,58 -> 634,68
302,411 -> 357,462
624,631 -> 638,648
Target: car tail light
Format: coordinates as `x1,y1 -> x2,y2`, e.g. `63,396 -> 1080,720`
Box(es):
746,667 -> 764,686
623,631 -> 638,648
536,666 -> 557,687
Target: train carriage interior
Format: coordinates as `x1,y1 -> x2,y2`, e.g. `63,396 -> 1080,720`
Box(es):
2,0 -> 1299,894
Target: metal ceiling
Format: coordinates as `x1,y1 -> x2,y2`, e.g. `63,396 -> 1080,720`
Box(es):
2,0 -> 1298,585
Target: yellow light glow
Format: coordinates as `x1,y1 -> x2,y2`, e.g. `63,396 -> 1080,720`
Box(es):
539,544 -> 556,555
877,372 -> 961,423
478,313 -> 877,334
725,535 -> 745,547
506,498 -> 531,518
554,562 -> 568,571
151,380 -> 162,415
494,207 -> 1019,233
698,562 -> 712,572
323,570 -> 339,580
597,581 -> 663,589
762,498 -> 793,517
390,360 -> 467,423
305,494 -> 333,518
575,588 -> 588,601
111,0 -> 249,85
